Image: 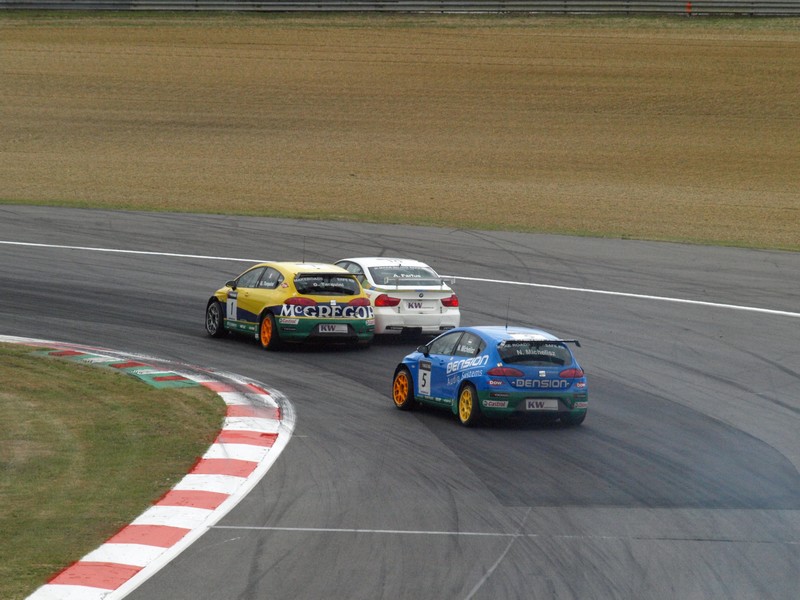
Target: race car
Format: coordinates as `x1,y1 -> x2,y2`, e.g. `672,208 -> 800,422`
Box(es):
205,262 -> 374,349
334,257 -> 460,336
391,326 -> 588,427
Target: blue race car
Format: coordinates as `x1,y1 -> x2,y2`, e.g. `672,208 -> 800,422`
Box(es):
391,326 -> 588,427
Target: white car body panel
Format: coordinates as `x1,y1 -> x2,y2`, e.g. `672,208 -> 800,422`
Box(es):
335,257 -> 461,335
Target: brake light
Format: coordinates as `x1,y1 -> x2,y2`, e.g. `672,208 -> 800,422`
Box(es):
487,366 -> 525,377
375,294 -> 401,307
559,368 -> 584,378
348,297 -> 371,307
285,297 -> 317,306
440,294 -> 459,308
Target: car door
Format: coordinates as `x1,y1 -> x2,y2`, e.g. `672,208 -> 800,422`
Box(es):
420,331 -> 463,403
238,266 -> 285,326
228,267 -> 269,329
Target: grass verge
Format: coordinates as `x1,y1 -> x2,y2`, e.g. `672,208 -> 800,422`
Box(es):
0,343 -> 226,600
2,13 -> 798,251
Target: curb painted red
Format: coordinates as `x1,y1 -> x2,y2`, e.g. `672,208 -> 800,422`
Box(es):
1,336 -> 295,600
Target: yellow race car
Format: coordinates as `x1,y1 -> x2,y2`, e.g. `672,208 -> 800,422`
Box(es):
205,262 -> 375,349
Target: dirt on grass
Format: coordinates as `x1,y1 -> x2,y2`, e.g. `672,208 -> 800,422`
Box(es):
1,13 -> 798,249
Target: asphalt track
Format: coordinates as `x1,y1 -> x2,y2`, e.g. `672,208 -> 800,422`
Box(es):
2,205 -> 799,600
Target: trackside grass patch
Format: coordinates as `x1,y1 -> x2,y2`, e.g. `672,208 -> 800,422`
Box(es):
0,343 -> 225,600
1,13 -> 798,251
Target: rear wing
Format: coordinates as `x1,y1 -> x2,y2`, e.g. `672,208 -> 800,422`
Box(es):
377,275 -> 455,289
499,338 -> 582,348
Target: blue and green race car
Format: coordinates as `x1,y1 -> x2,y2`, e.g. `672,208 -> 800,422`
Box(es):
391,326 -> 588,427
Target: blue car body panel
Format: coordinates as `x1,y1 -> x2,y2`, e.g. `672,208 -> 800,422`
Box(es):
397,325 -> 588,421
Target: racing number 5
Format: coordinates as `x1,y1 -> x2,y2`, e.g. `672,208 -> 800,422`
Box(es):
419,361 -> 432,396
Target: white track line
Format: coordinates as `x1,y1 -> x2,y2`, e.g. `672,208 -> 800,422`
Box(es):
447,275 -> 800,319
2,239 -> 798,318
211,525 -> 799,545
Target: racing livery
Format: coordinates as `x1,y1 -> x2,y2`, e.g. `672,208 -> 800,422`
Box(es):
335,257 -> 460,336
205,262 -> 374,349
391,326 -> 588,426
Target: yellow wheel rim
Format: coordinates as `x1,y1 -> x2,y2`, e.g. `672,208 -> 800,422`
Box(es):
458,388 -> 473,422
260,317 -> 273,346
393,372 -> 409,406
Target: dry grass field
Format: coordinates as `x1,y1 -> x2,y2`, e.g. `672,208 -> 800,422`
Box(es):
1,13 -> 798,250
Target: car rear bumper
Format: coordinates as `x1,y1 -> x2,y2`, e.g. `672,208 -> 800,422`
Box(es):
477,390 -> 588,417
277,317 -> 374,342
373,309 -> 460,335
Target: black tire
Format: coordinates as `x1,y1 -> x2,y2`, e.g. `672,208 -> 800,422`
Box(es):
392,367 -> 416,411
560,411 -> 586,427
205,300 -> 227,338
457,383 -> 482,427
259,312 -> 282,350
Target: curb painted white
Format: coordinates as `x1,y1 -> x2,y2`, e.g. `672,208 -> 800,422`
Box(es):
1,336 -> 295,600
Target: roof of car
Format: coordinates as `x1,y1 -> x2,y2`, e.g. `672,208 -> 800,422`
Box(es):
338,257 -> 433,269
460,325 -> 561,343
255,262 -> 351,275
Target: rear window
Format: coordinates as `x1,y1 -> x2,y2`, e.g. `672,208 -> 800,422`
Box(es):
294,274 -> 360,296
498,341 -> 572,367
368,266 -> 441,287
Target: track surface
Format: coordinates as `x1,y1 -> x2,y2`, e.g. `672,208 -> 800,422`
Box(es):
2,206 -> 799,599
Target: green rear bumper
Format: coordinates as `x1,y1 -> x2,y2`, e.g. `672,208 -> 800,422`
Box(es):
477,390 -> 588,418
276,316 -> 374,342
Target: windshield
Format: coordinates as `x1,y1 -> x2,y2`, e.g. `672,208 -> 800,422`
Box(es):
368,265 -> 442,287
498,341 -> 572,366
294,274 -> 361,296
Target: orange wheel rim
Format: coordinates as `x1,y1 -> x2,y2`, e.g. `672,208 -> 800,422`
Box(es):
393,372 -> 408,406
260,317 -> 273,346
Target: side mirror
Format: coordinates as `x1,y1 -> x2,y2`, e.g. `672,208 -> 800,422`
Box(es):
225,280 -> 237,290
416,345 -> 429,356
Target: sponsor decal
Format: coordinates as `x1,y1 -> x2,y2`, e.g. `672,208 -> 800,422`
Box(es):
483,400 -> 508,408
446,355 -> 489,374
407,301 -> 423,309
526,398 -> 559,410
488,379 -> 504,387
279,318 -> 299,325
280,304 -> 374,319
574,401 -> 588,409
514,379 -> 570,389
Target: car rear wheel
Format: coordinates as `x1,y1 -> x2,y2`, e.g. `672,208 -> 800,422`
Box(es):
259,313 -> 281,350
205,301 -> 226,338
560,411 -> 586,427
392,368 -> 416,410
457,383 -> 481,427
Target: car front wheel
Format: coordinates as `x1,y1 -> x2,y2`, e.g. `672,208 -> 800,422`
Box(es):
205,301 -> 226,338
457,383 -> 482,427
392,368 -> 416,410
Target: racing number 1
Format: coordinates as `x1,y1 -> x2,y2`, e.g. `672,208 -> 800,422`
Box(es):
226,292 -> 238,321
419,360 -> 432,396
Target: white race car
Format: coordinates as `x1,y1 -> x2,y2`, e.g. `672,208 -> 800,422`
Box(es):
335,257 -> 460,336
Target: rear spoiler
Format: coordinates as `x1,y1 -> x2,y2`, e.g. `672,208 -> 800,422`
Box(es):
378,275 -> 455,289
